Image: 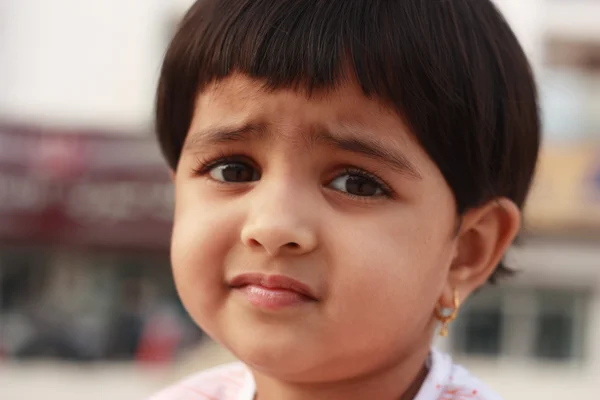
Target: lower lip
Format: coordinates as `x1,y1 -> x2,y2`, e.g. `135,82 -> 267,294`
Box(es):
234,285 -> 313,310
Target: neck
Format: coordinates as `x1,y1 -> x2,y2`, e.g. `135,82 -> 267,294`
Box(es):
252,346 -> 431,400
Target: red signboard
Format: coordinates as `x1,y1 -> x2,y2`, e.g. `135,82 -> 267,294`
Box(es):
0,123 -> 173,250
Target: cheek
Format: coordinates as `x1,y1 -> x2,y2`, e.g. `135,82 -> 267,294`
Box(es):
170,184 -> 239,327
326,205 -> 454,335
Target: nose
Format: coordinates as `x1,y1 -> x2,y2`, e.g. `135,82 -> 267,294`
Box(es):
240,184 -> 318,257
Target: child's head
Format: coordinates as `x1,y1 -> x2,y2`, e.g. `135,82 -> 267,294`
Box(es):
157,0 -> 539,384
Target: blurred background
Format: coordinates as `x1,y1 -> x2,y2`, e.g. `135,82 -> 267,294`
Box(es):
0,0 -> 598,399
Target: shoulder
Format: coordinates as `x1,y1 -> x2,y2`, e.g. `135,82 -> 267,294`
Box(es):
148,362 -> 254,400
417,350 -> 503,400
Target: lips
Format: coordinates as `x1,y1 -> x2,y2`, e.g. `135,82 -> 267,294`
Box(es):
228,273 -> 318,301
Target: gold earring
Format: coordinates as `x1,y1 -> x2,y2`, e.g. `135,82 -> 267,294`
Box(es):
434,289 -> 460,337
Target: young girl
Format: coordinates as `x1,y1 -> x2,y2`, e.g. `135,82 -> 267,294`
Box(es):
150,0 -> 540,399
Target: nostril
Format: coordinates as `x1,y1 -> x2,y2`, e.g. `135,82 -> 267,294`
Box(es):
243,237 -> 302,253
248,239 -> 261,247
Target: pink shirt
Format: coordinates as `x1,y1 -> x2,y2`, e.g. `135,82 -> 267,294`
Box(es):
148,349 -> 502,400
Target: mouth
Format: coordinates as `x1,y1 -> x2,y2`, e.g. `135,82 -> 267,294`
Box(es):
228,273 -> 318,310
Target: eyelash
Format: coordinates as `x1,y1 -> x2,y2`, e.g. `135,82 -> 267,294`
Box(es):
192,153 -> 395,198
338,167 -> 394,198
192,151 -> 254,176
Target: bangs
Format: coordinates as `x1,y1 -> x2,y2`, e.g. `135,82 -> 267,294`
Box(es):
173,0 -> 413,98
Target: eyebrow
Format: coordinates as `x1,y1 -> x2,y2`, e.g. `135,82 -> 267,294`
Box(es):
314,130 -> 422,180
184,123 -> 266,150
185,123 -> 422,180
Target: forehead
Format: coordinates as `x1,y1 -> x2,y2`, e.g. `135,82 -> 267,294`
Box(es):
187,75 -> 447,180
192,74 -> 411,143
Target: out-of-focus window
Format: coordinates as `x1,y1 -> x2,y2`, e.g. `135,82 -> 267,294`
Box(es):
535,289 -> 588,360
461,309 -> 503,356
452,286 -> 591,363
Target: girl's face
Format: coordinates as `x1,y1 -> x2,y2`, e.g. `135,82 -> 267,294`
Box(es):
172,73 -> 458,382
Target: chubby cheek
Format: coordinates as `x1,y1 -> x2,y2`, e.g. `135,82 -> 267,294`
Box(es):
170,187 -> 238,333
326,213 -> 452,350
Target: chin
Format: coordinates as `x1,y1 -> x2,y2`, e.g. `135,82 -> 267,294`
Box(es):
225,332 -> 322,379
240,336 -> 305,366
230,335 -> 369,384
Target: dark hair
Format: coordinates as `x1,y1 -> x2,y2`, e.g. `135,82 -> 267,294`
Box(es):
156,0 -> 540,283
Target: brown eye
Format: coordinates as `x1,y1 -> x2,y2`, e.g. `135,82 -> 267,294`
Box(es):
209,163 -> 260,182
329,174 -> 383,197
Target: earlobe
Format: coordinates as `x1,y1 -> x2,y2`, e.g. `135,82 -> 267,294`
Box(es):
445,198 -> 521,299
435,288 -> 461,337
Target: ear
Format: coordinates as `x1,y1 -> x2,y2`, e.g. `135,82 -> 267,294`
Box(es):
170,169 -> 176,182
440,198 -> 521,306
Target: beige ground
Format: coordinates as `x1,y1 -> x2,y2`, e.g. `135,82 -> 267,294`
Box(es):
0,341 -> 235,400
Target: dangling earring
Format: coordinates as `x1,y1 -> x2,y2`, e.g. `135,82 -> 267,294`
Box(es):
434,289 -> 460,337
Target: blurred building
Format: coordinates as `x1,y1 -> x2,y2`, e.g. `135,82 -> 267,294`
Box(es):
0,0 -> 199,362
0,0 -> 598,399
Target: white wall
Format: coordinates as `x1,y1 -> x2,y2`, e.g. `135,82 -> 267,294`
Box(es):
546,2 -> 600,42
171,0 -> 196,16
0,0 -> 175,133
492,0 -> 547,69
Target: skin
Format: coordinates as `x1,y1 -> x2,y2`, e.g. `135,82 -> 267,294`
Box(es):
171,73 -> 521,400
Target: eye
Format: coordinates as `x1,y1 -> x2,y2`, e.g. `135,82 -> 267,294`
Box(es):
328,170 -> 387,197
209,162 -> 260,183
